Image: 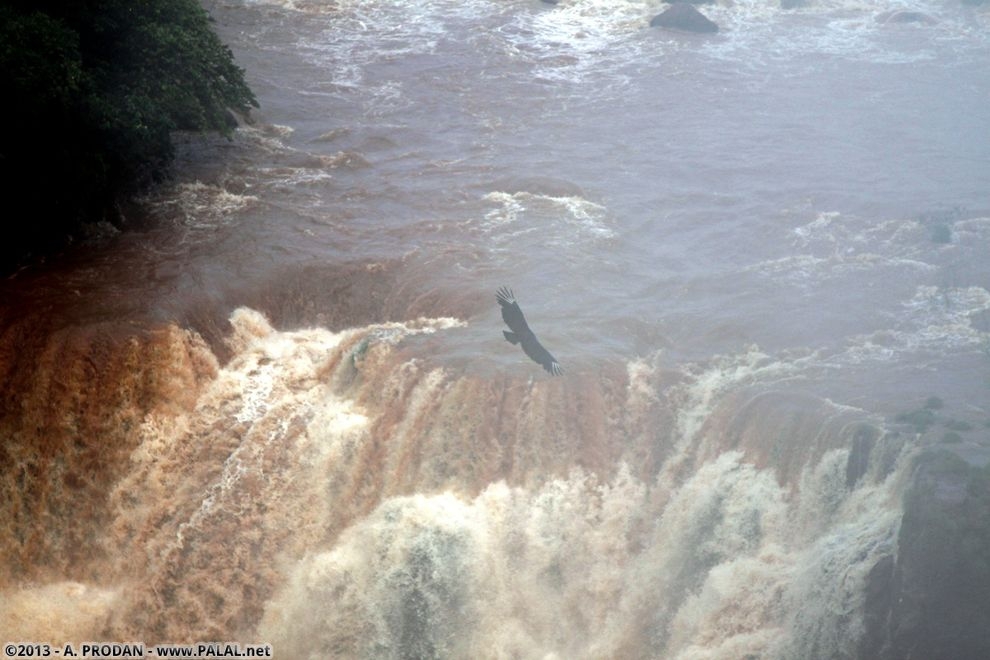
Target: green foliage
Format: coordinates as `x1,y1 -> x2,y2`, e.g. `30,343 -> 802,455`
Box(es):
0,0 -> 257,269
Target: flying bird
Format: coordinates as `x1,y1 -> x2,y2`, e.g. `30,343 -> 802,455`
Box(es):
496,286 -> 562,375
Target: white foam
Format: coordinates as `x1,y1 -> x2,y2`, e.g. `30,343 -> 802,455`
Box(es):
517,0 -> 662,82
258,432 -> 910,658
119,308 -> 466,563
793,211 -> 842,246
749,211 -> 938,285
0,582 -> 120,642
144,182 -> 259,230
704,0 -> 987,65
897,285 -> 990,351
674,346 -> 802,447
823,285 -> 990,367
481,190 -> 615,247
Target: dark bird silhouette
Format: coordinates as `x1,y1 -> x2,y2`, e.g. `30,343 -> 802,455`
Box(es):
496,286 -> 562,375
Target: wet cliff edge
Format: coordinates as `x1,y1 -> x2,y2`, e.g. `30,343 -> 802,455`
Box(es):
860,449 -> 990,660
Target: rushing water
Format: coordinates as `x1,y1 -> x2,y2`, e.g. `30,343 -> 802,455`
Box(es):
2,0 -> 989,657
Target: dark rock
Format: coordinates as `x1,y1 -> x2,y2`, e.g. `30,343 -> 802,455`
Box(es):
859,553 -> 896,658
895,407 -> 936,432
876,11 -> 937,25
650,5 -> 719,33
540,0 -> 558,4
859,451 -> 990,659
845,424 -> 878,488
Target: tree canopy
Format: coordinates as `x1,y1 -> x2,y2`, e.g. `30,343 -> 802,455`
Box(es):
0,0 -> 258,269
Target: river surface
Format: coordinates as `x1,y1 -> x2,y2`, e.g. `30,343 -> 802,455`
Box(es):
1,0 -> 989,657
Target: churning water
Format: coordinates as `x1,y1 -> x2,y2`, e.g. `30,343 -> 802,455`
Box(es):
1,0 -> 989,657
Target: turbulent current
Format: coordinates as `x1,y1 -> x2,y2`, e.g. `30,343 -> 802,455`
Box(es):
2,0 -> 990,658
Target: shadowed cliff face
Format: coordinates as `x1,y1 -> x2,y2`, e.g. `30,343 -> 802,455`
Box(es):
861,451 -> 990,660
0,302 -> 922,657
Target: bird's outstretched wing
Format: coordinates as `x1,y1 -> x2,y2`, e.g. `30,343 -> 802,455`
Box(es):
496,286 -> 562,376
522,338 -> 563,375
496,286 -> 529,335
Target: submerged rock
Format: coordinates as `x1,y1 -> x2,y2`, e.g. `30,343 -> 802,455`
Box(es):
649,4 -> 719,33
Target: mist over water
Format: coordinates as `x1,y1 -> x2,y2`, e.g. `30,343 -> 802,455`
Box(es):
2,0 -> 989,657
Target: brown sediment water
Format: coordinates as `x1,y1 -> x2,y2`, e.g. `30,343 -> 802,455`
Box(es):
0,303 -> 910,655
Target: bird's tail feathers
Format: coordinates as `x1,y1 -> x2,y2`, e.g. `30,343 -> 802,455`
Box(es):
503,331 -> 520,345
